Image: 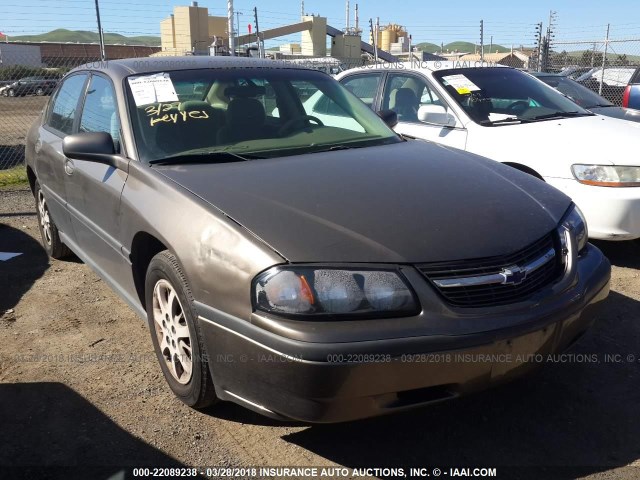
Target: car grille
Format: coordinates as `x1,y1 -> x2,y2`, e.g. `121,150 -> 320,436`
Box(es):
417,233 -> 562,308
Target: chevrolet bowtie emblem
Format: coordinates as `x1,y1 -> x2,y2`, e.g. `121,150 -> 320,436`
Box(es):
500,265 -> 527,285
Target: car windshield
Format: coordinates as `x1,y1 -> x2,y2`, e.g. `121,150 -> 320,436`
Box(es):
537,75 -> 613,108
125,67 -> 401,163
432,67 -> 591,126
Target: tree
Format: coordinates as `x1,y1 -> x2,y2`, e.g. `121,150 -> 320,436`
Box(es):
615,54 -> 630,66
580,50 -> 603,67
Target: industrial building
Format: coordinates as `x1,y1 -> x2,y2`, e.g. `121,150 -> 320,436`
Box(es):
157,1 -> 401,62
160,2 -> 229,56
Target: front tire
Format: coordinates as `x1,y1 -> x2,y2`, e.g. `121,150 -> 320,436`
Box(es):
35,87 -> 44,96
34,180 -> 71,259
8,89 -> 15,97
145,250 -> 217,409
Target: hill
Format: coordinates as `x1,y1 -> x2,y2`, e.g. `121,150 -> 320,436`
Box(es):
414,42 -> 440,53
7,29 -> 160,46
415,41 -> 510,54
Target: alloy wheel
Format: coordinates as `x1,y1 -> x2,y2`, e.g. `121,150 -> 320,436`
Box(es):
152,279 -> 193,384
37,189 -> 52,246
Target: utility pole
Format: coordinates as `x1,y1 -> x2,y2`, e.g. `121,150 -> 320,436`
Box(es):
301,0 -> 304,19
600,24 -> 610,95
480,19 -> 484,62
228,0 -> 235,56
94,0 -> 105,60
369,18 -> 378,63
535,22 -> 543,71
544,10 -> 557,72
254,7 -> 263,58
235,10 -> 242,47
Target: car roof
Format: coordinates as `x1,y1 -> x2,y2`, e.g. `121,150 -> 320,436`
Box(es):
68,55 -> 314,80
529,71 -> 565,77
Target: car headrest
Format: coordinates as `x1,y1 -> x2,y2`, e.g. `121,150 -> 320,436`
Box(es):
226,97 -> 265,126
224,85 -> 266,98
390,88 -> 418,108
178,100 -> 216,113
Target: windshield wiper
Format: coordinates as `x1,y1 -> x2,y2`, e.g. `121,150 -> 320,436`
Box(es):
149,150 -> 263,165
479,117 -> 529,126
528,111 -> 593,121
306,144 -> 370,154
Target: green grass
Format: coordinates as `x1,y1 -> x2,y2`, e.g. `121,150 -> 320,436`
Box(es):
0,166 -> 29,189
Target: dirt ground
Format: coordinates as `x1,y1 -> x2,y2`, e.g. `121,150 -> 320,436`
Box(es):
0,96 -> 48,168
1,188 -> 640,480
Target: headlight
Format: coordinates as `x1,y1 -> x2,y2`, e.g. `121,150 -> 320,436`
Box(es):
253,267 -> 420,318
561,204 -> 588,254
572,164 -> 640,187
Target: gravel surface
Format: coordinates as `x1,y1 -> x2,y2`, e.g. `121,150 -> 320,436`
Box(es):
1,188 -> 640,480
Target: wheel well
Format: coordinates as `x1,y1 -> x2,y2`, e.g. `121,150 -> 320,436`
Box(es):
503,162 -> 544,181
26,166 -> 36,194
130,232 -> 167,311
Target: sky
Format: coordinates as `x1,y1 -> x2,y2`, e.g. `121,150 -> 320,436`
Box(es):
2,0 -> 640,51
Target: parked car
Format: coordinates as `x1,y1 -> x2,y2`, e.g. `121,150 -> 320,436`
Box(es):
623,67 -> 640,110
575,66 -> 637,105
3,76 -> 58,97
26,57 -> 610,423
332,62 -> 640,241
558,66 -> 594,80
531,71 -> 640,123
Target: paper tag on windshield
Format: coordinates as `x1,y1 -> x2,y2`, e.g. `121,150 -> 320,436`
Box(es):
128,73 -> 178,106
442,74 -> 481,94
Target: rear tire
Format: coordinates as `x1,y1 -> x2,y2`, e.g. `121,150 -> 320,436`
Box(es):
34,180 -> 71,259
145,250 -> 218,409
35,87 -> 44,96
8,89 -> 15,97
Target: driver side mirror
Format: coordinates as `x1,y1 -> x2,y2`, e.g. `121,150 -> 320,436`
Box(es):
63,132 -> 128,171
417,105 -> 456,127
377,109 -> 398,129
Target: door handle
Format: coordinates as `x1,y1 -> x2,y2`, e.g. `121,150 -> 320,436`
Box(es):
64,158 -> 75,176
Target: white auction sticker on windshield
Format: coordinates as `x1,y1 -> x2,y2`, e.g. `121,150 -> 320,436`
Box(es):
128,73 -> 178,106
442,74 -> 481,95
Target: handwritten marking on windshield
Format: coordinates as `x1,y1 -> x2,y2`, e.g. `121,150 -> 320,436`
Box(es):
145,103 -> 210,126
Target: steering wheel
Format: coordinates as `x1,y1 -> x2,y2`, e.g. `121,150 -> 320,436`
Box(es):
507,100 -> 530,115
278,115 -> 324,136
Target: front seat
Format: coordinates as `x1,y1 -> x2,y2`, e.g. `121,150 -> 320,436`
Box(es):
217,97 -> 266,144
389,88 -> 419,122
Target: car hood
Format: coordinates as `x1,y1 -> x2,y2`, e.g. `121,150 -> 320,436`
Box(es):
590,106 -> 640,123
466,114 -> 640,169
155,141 -> 571,263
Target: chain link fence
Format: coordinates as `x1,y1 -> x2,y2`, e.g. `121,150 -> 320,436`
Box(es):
0,42 -> 159,188
544,38 -> 640,106
0,54 -> 101,187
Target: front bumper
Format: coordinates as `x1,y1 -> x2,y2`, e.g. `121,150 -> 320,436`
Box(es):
196,244 -> 610,423
545,177 -> 640,241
